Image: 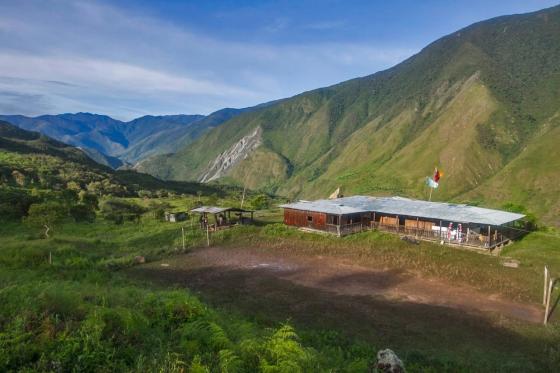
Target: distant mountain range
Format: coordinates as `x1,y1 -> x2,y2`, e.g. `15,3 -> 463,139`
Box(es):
2,5 -> 559,226
136,5 -> 560,226
0,105 -> 263,168
0,120 -> 230,196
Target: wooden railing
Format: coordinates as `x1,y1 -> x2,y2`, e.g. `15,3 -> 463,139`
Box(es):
326,223 -> 364,236
370,222 -> 511,249
321,221 -> 520,249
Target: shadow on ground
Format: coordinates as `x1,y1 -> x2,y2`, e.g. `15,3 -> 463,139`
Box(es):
128,262 -> 547,369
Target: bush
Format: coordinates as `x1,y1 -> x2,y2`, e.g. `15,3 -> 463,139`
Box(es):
69,204 -> 96,223
79,191 -> 99,210
24,201 -> 67,238
147,201 -> 171,221
101,199 -> 146,224
0,187 -> 36,220
250,194 -> 270,210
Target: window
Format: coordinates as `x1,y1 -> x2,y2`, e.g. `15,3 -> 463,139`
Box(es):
307,215 -> 313,222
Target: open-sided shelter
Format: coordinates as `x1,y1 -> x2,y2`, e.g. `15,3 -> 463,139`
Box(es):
190,206 -> 254,230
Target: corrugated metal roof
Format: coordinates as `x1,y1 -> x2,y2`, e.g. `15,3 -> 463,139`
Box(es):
280,196 -> 525,226
191,206 -> 230,214
279,200 -> 368,215
190,206 -> 254,214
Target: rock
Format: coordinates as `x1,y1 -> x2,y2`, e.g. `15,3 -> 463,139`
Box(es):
401,236 -> 419,245
134,256 -> 146,264
502,259 -> 520,268
376,349 -> 405,373
199,127 -> 262,183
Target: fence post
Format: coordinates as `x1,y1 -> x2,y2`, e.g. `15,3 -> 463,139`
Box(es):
181,227 -> 185,250
544,266 -> 549,305
544,277 -> 554,325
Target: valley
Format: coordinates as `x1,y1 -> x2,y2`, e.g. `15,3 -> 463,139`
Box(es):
1,3 -> 560,372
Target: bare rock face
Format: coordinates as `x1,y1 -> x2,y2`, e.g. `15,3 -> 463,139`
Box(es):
199,127 -> 262,183
376,349 -> 405,373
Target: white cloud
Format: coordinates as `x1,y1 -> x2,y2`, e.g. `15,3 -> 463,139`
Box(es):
0,0 -> 417,120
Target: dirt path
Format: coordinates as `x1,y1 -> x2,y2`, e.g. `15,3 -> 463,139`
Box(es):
135,246 -> 542,323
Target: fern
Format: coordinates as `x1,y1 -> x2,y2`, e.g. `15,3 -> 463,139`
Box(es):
218,349 -> 242,373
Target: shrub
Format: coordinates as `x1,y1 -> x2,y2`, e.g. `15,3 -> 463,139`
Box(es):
250,194 -> 270,210
79,191 -> 99,210
24,201 -> 67,238
69,204 -> 96,223
0,187 -> 36,220
101,199 -> 146,224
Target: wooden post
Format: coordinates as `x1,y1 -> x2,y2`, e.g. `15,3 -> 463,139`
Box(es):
240,185 -> 246,209
416,217 -> 419,237
544,266 -> 549,305
206,224 -> 210,247
544,277 -> 554,325
396,215 -> 399,233
439,220 -> 442,240
487,225 -> 491,247
181,227 -> 185,250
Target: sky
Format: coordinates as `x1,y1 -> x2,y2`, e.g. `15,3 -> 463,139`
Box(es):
0,0 -> 557,120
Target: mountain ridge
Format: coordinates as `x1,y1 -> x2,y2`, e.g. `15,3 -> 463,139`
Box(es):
137,5 -> 560,226
0,105 -> 263,168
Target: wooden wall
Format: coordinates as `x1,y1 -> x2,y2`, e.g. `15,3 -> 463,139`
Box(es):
283,209 -> 327,230
405,219 -> 434,230
380,216 -> 398,226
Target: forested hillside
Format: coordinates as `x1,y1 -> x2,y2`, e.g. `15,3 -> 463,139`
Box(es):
0,120 -> 232,220
138,5 -> 560,226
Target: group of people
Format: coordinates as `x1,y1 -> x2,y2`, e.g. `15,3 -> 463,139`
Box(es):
198,213 -> 227,229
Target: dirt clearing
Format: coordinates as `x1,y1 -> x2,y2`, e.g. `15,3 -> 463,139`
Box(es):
128,245 -> 546,361
134,246 -> 541,323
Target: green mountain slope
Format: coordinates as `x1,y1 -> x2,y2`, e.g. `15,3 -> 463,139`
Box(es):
0,120 -> 228,197
138,5 -> 560,225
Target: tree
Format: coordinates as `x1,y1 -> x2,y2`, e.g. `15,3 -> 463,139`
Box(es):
250,194 -> 270,210
0,187 -> 36,221
101,199 -> 146,224
66,181 -> 81,192
79,190 -> 99,210
138,189 -> 153,199
147,200 -> 171,221
25,202 -> 67,238
69,204 -> 96,223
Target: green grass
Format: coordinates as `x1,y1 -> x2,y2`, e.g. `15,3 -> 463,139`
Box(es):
0,201 -> 376,372
2,199 -> 560,371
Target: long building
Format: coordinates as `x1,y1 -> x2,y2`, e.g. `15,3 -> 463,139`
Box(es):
280,196 -> 526,249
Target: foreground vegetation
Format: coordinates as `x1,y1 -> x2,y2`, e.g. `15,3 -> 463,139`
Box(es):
1,194 -> 560,371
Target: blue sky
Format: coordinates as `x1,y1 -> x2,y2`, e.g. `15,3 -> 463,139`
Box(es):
0,0 -> 557,120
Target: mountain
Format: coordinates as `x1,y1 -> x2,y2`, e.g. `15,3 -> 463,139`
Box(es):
0,119 -> 106,168
137,5 -> 560,226
0,107 -> 255,167
0,120 -> 231,196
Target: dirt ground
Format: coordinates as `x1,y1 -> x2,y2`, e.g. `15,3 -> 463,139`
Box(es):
135,246 -> 541,322
128,245 -> 546,361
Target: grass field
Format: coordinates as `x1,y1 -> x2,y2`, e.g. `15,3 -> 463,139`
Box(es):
1,199 -> 560,371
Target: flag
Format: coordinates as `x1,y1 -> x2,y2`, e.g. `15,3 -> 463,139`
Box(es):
433,168 -> 443,183
426,167 -> 443,189
425,177 -> 439,189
